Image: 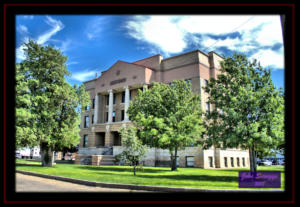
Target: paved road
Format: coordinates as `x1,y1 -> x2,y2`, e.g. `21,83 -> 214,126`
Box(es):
16,173 -> 149,192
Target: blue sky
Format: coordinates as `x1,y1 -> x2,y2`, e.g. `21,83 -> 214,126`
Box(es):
16,15 -> 284,89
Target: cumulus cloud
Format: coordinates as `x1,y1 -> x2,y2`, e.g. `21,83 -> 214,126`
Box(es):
125,15 -> 284,70
250,49 -> 284,69
70,70 -> 98,82
125,16 -> 187,54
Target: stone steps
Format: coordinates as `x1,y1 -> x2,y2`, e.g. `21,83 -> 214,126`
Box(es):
99,155 -> 115,166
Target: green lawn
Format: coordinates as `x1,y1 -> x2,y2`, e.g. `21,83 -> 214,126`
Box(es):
16,163 -> 284,190
16,159 -> 41,164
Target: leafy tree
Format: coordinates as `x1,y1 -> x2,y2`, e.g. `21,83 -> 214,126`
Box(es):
16,40 -> 90,166
118,126 -> 147,176
127,80 -> 205,171
204,53 -> 284,173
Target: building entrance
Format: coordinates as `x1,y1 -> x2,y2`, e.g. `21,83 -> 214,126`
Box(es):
112,131 -> 121,146
95,132 -> 105,147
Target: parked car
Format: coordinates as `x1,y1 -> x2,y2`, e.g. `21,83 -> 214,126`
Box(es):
278,160 -> 285,165
16,152 -> 22,159
261,160 -> 272,166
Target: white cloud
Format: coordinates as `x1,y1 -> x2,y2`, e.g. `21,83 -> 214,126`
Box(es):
36,16 -> 64,44
250,49 -> 284,69
66,61 -> 79,66
17,25 -> 29,34
16,16 -> 65,62
16,37 -> 30,62
125,16 -> 187,54
125,15 -> 284,69
85,17 -> 108,40
71,70 -> 98,82
22,15 -> 34,19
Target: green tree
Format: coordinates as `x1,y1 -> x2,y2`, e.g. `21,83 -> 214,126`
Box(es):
127,80 -> 205,171
16,40 -> 90,166
204,53 -> 284,173
117,126 -> 147,176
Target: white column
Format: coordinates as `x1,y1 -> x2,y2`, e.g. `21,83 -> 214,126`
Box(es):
124,86 -> 130,121
108,90 -> 113,123
94,94 -> 99,124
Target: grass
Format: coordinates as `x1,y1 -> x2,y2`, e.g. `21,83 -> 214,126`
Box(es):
16,162 -> 285,190
16,158 -> 41,164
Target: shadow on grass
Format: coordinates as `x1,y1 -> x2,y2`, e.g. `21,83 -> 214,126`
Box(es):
77,165 -> 169,173
135,174 -> 238,183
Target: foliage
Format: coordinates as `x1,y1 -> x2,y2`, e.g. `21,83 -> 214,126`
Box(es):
127,80 -> 205,171
118,126 -> 147,175
15,40 -> 90,166
204,53 -> 284,172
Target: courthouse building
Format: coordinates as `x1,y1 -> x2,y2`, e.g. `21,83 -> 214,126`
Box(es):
76,50 -> 249,168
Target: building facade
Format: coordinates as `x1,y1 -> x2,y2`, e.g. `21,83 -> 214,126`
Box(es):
76,50 -> 249,168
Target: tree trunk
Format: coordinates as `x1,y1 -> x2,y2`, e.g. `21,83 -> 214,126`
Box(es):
249,146 -> 257,176
171,148 -> 178,171
40,142 -> 54,167
133,165 -> 136,176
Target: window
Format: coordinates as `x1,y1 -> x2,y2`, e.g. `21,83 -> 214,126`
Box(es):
204,79 -> 208,88
129,90 -> 132,101
121,110 -> 125,121
186,156 -> 194,167
106,95 -> 109,105
84,116 -> 89,128
112,111 -> 116,122
92,115 -> 94,124
209,156 -> 213,167
242,157 -> 245,167
83,135 -> 88,147
113,94 -> 116,104
106,112 -> 108,122
231,157 -> 234,167
206,102 -> 210,113
224,157 -> 228,167
85,105 -> 90,111
122,91 -> 125,103
92,99 -> 95,109
185,79 -> 192,90
237,157 -> 240,167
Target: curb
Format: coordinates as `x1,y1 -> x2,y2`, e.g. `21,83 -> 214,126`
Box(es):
16,170 -> 284,193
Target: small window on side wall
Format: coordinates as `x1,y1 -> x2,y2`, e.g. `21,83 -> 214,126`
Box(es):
83,135 -> 88,147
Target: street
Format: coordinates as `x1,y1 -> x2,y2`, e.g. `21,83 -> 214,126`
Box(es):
16,173 -> 149,192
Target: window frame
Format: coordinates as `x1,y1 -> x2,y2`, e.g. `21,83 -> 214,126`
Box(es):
84,116 -> 89,128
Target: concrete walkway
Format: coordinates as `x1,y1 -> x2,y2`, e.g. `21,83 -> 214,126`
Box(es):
16,173 -> 149,192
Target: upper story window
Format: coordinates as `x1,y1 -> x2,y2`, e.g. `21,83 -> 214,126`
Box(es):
112,111 -> 116,122
92,99 -> 95,109
129,90 -> 132,101
113,94 -> 116,104
121,110 -> 125,121
122,91 -> 125,103
92,115 -> 94,124
106,95 -> 109,105
204,79 -> 208,88
84,116 -> 89,128
185,79 -> 192,90
206,102 -> 210,113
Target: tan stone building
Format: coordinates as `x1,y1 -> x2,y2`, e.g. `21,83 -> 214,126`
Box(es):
76,49 -> 249,168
